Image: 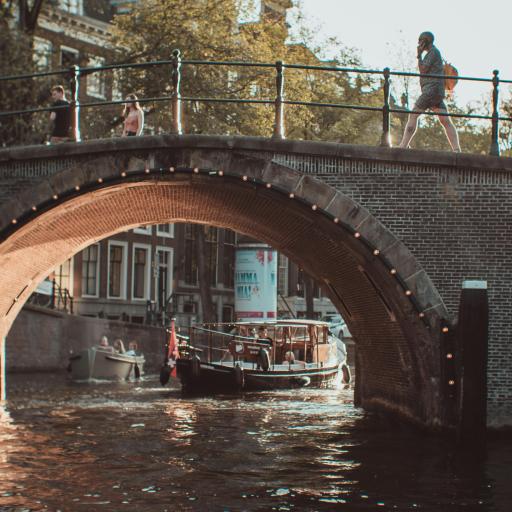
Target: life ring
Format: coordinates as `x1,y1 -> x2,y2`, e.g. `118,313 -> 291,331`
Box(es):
191,355 -> 201,380
233,364 -> 245,390
341,363 -> 351,384
257,348 -> 270,372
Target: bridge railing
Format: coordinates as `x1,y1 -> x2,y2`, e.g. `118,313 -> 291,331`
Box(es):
1,50 -> 511,156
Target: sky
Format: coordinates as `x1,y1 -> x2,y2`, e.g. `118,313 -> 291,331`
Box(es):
291,0 -> 511,109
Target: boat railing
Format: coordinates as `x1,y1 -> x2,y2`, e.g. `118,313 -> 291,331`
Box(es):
184,324 -> 334,369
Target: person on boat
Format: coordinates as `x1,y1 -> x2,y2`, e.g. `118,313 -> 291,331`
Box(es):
257,326 -> 273,348
125,341 -> 138,356
99,336 -> 110,348
113,339 -> 126,354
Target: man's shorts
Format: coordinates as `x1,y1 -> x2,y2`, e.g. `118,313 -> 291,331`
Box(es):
414,90 -> 447,111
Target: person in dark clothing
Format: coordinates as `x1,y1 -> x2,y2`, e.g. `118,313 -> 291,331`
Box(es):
399,32 -> 460,151
49,85 -> 71,144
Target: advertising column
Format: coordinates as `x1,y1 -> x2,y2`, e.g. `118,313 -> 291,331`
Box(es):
235,244 -> 277,321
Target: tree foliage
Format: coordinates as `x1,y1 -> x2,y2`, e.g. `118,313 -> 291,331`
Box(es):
109,0 -> 382,142
0,1 -> 51,146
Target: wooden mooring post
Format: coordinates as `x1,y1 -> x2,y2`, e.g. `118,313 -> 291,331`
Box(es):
456,280 -> 488,447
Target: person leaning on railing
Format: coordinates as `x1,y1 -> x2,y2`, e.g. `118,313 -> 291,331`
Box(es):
122,94 -> 144,136
399,31 -> 461,152
48,85 -> 71,144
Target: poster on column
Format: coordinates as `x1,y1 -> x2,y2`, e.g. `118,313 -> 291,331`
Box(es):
234,244 -> 277,321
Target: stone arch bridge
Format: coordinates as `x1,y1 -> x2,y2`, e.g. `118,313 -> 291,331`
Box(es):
0,135 -> 511,431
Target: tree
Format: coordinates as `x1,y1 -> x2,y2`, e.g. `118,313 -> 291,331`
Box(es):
0,1 -> 50,146
109,0 -> 382,141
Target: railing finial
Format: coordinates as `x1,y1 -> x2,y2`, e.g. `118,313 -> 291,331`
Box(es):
489,69 -> 500,157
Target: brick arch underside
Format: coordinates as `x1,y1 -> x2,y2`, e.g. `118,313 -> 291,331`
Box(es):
0,176 -> 443,426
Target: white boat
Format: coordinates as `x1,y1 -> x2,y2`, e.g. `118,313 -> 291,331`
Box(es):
175,319 -> 351,392
68,346 -> 145,380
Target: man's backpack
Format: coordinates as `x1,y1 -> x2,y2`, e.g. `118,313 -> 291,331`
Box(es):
443,61 -> 458,98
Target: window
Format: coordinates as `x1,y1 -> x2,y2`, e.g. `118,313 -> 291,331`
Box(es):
111,69 -> 124,101
108,242 -> 127,299
156,224 -> 175,238
33,37 -> 52,70
223,229 -> 236,289
87,56 -> 106,98
58,0 -> 83,15
278,253 -> 288,296
132,244 -> 151,300
184,224 -> 198,286
206,226 -> 218,286
134,225 -> 152,235
82,244 -> 100,297
155,247 -> 173,310
60,46 -> 79,68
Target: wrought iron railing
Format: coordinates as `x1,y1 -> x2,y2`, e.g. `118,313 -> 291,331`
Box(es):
1,49 -> 511,155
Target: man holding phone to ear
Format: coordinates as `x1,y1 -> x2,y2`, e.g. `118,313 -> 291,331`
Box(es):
399,31 -> 461,152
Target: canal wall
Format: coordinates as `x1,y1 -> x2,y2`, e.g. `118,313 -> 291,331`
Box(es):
6,305 -> 167,373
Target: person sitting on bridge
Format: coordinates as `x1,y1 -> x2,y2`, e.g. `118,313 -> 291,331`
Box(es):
49,85 -> 71,144
399,31 -> 461,152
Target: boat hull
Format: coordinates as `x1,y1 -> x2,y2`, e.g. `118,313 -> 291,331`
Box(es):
176,358 -> 341,393
69,348 -> 145,380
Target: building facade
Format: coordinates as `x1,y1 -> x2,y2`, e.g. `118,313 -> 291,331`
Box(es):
26,0 -> 338,326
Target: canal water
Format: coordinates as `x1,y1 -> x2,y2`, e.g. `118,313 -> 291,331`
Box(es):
0,373 -> 511,512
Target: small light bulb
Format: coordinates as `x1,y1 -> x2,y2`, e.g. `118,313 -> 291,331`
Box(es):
193,167 -> 199,174
448,380 -> 455,386
405,290 -> 412,296
75,185 -> 80,191
442,326 -> 449,333
98,178 -> 103,183
218,170 -> 224,176
446,353 -> 453,359
354,232 -> 360,238
121,171 -> 127,177
333,217 -> 339,223
312,204 -> 317,211
390,268 -> 397,275
373,249 -> 380,256
145,167 -> 150,174
242,176 -> 248,181
169,167 -> 175,173
52,194 -> 58,200
266,183 -> 272,188
31,206 -> 37,211
289,193 -> 295,199
419,312 -> 425,318
11,219 -> 17,224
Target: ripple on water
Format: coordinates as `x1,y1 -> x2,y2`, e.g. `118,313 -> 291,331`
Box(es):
0,373 -> 510,511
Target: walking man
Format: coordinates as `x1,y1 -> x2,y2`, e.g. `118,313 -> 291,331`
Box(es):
49,85 -> 71,144
399,32 -> 461,152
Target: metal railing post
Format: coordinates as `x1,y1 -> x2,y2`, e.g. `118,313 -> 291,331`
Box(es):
272,60 -> 285,139
69,64 -> 81,142
50,279 -> 56,309
490,69 -> 500,156
171,49 -> 182,134
380,67 -> 391,147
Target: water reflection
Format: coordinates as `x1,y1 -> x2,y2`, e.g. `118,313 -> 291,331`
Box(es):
0,372 -> 511,511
